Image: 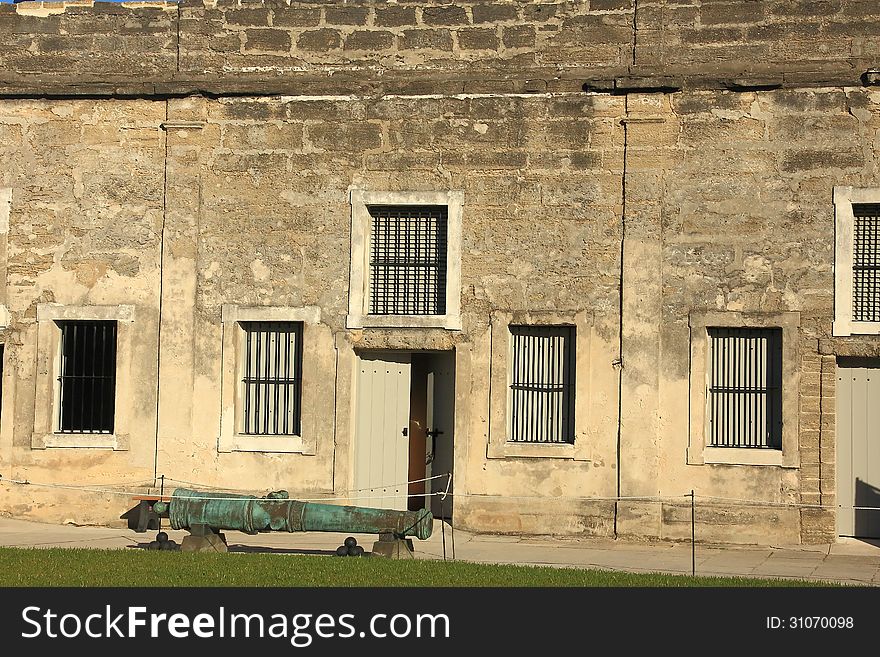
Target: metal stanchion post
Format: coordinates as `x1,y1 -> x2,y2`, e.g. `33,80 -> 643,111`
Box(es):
691,490 -> 696,577
440,494 -> 447,561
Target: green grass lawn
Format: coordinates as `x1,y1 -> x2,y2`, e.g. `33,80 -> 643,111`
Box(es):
0,547 -> 830,587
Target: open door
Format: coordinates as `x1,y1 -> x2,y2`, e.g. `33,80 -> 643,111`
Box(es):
425,352 -> 455,519
355,350 -> 455,516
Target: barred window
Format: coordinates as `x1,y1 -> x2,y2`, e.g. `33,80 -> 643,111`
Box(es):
707,327 -> 782,449
241,321 -> 302,436
57,321 -> 117,433
368,205 -> 447,315
508,325 -> 575,444
852,203 -> 880,323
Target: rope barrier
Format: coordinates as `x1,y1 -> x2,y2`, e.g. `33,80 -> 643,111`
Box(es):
0,476 -> 451,504
152,473 -> 451,497
3,473 -> 880,511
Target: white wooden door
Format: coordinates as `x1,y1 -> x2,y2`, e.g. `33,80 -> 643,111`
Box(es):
354,352 -> 411,511
837,358 -> 880,538
426,352 -> 455,519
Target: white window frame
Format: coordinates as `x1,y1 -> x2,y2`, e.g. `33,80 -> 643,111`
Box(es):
833,186 -> 880,336
32,304 -> 135,450
346,190 -> 463,330
219,305 -> 330,454
488,310 -> 593,460
688,311 -> 800,467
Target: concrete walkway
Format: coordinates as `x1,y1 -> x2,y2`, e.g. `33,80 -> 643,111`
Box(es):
1,516 -> 879,586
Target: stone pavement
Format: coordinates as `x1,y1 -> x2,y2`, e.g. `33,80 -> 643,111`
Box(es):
1,516 -> 879,586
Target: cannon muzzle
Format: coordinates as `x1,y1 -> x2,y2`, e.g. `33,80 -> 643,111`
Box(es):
158,488 -> 433,541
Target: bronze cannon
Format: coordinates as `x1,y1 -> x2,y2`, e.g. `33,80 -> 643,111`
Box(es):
152,488 -> 433,556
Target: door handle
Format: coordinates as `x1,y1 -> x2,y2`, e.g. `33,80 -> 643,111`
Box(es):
426,428 -> 444,463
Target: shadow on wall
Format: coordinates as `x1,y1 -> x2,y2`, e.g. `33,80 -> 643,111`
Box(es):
854,478 -> 880,539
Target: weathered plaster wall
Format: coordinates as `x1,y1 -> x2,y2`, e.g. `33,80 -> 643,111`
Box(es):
654,87 -> 880,543
2,1 -> 879,95
0,99 -> 164,522
0,0 -> 877,543
179,91 -> 624,501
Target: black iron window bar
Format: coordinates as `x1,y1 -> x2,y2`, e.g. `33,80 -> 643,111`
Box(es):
508,325 -> 576,444
707,327 -> 782,449
853,204 -> 880,323
241,321 -> 303,436
57,320 -> 117,434
369,205 -> 448,316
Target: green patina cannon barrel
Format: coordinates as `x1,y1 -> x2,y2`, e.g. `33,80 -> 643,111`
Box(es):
156,488 -> 433,540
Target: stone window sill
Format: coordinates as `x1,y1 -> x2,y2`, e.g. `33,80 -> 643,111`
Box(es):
487,441 -> 583,460
31,433 -> 128,450
225,435 -> 305,454
689,446 -> 797,468
347,314 -> 462,330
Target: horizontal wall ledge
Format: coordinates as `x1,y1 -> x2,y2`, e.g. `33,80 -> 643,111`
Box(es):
819,337 -> 880,358
0,65 -> 874,100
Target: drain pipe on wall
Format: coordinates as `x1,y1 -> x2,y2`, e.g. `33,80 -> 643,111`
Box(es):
613,98 -> 631,539
152,100 -> 170,487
